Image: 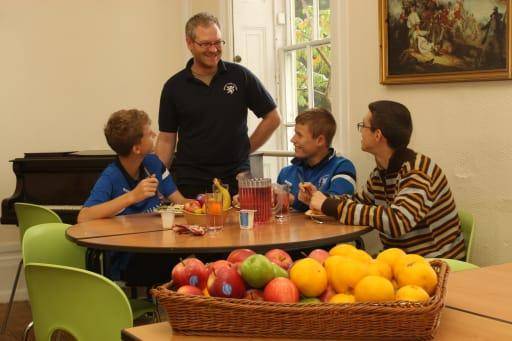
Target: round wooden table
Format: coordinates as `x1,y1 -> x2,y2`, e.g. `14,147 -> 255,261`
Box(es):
66,210 -> 372,254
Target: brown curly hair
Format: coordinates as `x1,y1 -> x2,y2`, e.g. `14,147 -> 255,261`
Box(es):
104,109 -> 151,156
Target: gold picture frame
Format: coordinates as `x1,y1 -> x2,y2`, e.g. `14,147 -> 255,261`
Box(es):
379,0 -> 512,84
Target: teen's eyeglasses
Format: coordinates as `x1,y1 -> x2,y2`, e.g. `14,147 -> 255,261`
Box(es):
192,39 -> 226,49
356,122 -> 375,132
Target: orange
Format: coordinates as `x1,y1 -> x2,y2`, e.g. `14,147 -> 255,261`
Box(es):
393,254 -> 427,278
206,200 -> 222,215
347,249 -> 373,263
329,243 -> 356,257
329,258 -> 368,293
329,293 -> 355,304
289,258 -> 328,297
396,261 -> 438,295
395,285 -> 430,302
376,248 -> 406,268
367,259 -> 392,280
354,275 -> 395,302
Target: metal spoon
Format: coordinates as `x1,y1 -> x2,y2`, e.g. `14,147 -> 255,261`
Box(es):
310,216 -> 324,224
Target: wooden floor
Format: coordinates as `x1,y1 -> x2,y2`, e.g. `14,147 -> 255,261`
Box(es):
0,301 -> 159,341
0,301 -> 33,341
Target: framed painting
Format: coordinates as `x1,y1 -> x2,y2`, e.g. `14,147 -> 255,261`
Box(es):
379,0 -> 512,84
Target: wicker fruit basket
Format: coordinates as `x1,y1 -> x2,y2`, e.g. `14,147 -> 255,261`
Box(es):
151,260 -> 449,340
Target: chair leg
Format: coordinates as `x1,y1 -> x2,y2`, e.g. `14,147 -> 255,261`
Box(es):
0,259 -> 23,334
22,321 -> 33,341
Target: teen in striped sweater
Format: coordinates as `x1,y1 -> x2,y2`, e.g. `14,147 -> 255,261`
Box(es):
308,100 -> 465,259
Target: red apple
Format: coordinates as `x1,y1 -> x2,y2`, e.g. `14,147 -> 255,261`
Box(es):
243,289 -> 265,301
184,200 -> 202,213
207,266 -> 246,299
319,284 -> 336,302
176,285 -> 203,296
308,249 -> 330,264
265,249 -> 293,270
195,194 -> 207,207
171,258 -> 209,289
206,260 -> 233,275
263,277 -> 299,303
227,249 -> 256,265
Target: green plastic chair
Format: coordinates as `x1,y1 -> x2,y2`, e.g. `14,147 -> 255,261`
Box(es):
458,210 -> 475,262
435,210 -> 478,272
24,263 -> 133,341
22,223 -> 156,322
0,203 -> 62,335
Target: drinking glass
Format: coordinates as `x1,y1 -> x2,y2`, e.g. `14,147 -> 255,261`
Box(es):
273,183 -> 290,223
205,192 -> 225,230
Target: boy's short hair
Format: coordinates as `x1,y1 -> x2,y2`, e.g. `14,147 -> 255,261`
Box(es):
104,109 -> 151,156
185,12 -> 220,40
295,108 -> 337,146
368,100 -> 413,150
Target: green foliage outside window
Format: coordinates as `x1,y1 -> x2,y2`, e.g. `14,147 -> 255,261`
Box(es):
293,0 -> 331,114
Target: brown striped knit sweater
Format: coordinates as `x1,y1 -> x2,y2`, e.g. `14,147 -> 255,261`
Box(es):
322,148 -> 465,259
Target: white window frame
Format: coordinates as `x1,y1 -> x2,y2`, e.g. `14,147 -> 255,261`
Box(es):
279,0 -> 331,152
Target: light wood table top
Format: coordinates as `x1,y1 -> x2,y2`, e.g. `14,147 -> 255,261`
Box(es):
66,211 -> 371,254
121,308 -> 512,340
446,262 -> 512,323
66,212 -> 171,240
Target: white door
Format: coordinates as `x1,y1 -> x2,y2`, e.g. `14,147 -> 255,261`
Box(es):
232,0 -> 283,180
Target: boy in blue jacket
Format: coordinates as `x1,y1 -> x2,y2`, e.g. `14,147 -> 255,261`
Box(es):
278,108 -> 356,212
79,109 -> 188,285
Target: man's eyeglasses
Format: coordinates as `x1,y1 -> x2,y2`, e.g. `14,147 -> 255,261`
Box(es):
192,39 -> 226,49
356,122 -> 375,132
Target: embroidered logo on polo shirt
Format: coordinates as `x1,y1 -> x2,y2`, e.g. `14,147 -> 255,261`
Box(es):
223,82 -> 238,95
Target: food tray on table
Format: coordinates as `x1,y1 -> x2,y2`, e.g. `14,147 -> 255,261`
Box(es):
151,260 -> 449,340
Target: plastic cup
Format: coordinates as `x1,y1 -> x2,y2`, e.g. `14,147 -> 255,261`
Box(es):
160,210 -> 175,228
239,209 -> 256,229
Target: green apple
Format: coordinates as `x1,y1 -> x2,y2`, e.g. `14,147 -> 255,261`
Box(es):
300,297 -> 321,304
240,254 -> 275,288
272,262 -> 288,278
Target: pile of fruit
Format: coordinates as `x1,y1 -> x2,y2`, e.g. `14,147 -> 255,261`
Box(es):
183,178 -> 231,215
170,244 -> 438,304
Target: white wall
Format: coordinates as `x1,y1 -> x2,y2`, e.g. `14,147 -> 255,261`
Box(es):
0,0 -> 187,301
334,1 -> 512,266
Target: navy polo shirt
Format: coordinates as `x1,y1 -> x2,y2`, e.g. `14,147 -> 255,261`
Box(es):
83,154 -> 177,215
277,149 -> 357,212
158,58 -> 277,185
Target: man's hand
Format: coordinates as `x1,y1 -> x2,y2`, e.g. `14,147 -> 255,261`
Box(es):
298,182 -> 317,205
130,176 -> 159,204
310,191 -> 327,212
232,194 -> 240,207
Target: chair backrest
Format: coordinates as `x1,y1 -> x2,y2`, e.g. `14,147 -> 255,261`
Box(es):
22,223 -> 86,269
458,210 -> 475,262
25,263 -> 132,341
14,203 -> 62,241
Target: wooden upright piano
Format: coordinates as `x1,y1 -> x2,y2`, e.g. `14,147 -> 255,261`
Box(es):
1,151 -> 115,225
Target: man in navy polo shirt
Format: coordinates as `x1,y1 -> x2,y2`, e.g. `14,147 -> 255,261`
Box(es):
278,108 -> 356,212
155,12 -> 281,198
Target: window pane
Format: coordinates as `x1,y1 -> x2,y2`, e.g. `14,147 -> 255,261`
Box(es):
294,0 -> 313,43
286,127 -> 295,153
313,44 -> 331,111
319,0 -> 330,38
295,48 -> 309,115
